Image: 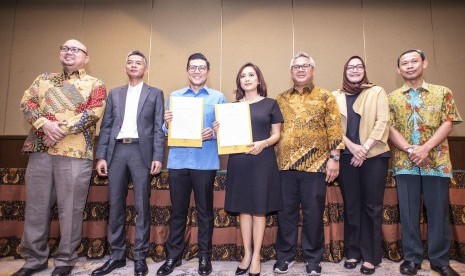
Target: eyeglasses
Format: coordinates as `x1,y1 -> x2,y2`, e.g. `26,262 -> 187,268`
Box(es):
59,46 -> 87,54
346,65 -> 364,71
291,64 -> 313,71
188,65 -> 208,73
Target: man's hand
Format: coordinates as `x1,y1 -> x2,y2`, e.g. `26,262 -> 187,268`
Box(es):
201,127 -> 214,141
150,161 -> 162,175
42,121 -> 65,142
96,159 -> 108,176
326,159 -> 340,183
42,135 -> 57,147
408,145 -> 432,167
164,110 -> 173,126
212,121 -> 220,133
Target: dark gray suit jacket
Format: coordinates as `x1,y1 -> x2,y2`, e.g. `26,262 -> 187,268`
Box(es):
96,83 -> 165,168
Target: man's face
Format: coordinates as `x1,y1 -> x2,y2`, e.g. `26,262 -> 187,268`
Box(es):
59,39 -> 89,71
291,56 -> 314,87
397,52 -> 427,81
187,59 -> 209,88
125,55 -> 147,80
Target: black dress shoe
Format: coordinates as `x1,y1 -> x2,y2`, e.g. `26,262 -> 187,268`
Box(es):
360,264 -> 375,275
430,264 -> 459,276
134,259 -> 148,276
11,263 -> 48,276
156,258 -> 182,275
248,273 -> 260,276
343,259 -> 360,269
91,259 -> 126,275
51,266 -> 74,276
198,255 -> 212,275
400,260 -> 421,275
235,264 -> 250,275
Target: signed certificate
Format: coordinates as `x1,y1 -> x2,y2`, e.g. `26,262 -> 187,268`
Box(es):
215,102 -> 253,154
168,97 -> 203,147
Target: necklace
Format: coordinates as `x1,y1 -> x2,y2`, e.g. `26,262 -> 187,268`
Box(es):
241,95 -> 261,104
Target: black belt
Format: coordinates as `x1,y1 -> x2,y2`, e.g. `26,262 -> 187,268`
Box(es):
116,138 -> 139,144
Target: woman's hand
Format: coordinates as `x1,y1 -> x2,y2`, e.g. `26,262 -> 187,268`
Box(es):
246,140 -> 267,155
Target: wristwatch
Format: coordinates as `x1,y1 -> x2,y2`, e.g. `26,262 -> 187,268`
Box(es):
363,144 -> 370,151
329,154 -> 340,161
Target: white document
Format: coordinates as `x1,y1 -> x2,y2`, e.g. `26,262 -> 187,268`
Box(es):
170,97 -> 203,139
216,102 -> 252,147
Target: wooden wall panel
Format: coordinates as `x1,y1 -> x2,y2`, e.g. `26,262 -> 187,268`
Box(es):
222,0 -> 293,100
81,0 -> 153,91
4,0 -> 84,135
0,1 -> 16,135
363,0 -> 436,94
431,0 -> 465,136
150,0 -> 222,99
293,0 -> 365,92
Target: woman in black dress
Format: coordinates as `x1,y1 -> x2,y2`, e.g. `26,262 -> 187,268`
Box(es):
214,63 -> 283,276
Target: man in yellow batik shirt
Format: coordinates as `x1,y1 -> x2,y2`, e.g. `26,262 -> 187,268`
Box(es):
13,39 -> 106,276
274,51 -> 343,276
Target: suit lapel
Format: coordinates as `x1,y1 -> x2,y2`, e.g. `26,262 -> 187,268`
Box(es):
119,85 -> 129,120
137,83 -> 150,119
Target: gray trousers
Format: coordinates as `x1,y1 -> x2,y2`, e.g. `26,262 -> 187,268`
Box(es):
107,143 -> 151,260
396,174 -> 451,267
20,152 -> 92,268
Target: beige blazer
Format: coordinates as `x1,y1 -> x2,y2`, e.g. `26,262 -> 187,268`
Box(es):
332,85 -> 390,158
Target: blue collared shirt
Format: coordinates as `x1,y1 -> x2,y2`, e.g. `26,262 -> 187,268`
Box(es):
164,86 -> 226,170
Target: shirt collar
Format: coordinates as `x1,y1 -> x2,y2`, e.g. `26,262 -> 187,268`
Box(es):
290,83 -> 315,94
401,81 -> 429,93
62,69 -> 86,80
184,85 -> 210,95
129,81 -> 144,90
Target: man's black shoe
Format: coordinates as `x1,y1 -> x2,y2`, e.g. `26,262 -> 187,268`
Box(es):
11,263 -> 48,276
91,259 -> 126,275
156,258 -> 182,275
51,266 -> 73,276
198,255 -> 212,275
134,259 -> 148,276
430,264 -> 459,276
399,261 -> 421,275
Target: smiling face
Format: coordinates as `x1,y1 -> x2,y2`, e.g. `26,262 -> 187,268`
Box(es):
187,59 -> 209,90
125,54 -> 147,80
239,66 -> 259,93
291,56 -> 314,88
345,58 -> 365,84
397,51 -> 427,81
59,39 -> 89,72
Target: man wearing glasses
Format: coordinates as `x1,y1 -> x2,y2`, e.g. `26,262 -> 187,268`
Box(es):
14,39 -> 106,276
274,52 -> 343,275
156,53 -> 226,276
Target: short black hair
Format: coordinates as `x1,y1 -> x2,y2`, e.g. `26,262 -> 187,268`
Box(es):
397,49 -> 426,67
186,53 -> 210,70
127,50 -> 148,65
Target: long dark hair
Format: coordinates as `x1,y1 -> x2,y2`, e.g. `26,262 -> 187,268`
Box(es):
235,63 -> 267,101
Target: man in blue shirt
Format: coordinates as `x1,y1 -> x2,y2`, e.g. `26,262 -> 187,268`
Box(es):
157,53 -> 226,276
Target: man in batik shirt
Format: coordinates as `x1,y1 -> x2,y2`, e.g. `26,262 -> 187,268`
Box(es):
13,39 -> 106,276
389,49 -> 462,276
274,51 -> 343,275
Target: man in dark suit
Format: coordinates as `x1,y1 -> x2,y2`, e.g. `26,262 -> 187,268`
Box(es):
91,50 -> 165,276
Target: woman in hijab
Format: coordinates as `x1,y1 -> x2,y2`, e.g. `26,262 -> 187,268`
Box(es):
332,56 -> 390,275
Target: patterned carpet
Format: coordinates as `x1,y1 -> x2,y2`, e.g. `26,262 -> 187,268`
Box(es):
1,257 -> 464,276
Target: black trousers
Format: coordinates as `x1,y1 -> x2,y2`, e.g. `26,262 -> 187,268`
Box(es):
339,155 -> 389,265
276,171 -> 326,264
108,143 -> 152,260
396,174 -> 451,267
165,169 -> 216,259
